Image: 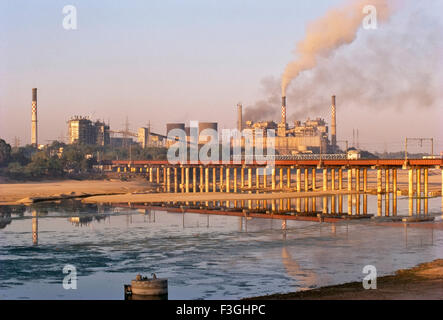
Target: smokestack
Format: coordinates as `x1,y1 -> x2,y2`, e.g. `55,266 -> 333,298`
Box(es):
331,95 -> 336,148
281,96 -> 286,124
31,88 -> 38,147
237,103 -> 243,132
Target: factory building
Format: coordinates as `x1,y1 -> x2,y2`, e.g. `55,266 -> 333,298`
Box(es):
237,95 -> 338,155
68,116 -> 110,145
165,122 -> 218,146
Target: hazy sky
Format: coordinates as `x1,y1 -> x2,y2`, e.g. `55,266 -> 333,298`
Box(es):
1,0 -> 442,153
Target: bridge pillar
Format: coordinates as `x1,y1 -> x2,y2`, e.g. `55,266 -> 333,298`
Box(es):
385,168 -> 390,194
256,168 -> 260,190
355,168 -> 360,192
393,168 -> 397,196
213,167 -> 217,192
199,167 -> 204,192
312,168 -> 316,190
348,194 -> 352,215
424,168 -> 428,197
263,167 -> 267,189
408,168 -> 414,197
323,196 -> 328,214
348,169 -> 353,191
338,168 -> 343,190
192,167 -> 197,193
185,167 -> 189,193
304,168 -> 309,191
416,168 -> 421,197
279,168 -> 283,189
363,168 -> 368,192
220,167 -> 224,192
233,167 -> 238,193
338,195 -> 343,213
248,168 -> 252,189
174,167 -> 178,192
272,167 -> 276,190
287,168 -> 291,188
323,168 -> 328,191
377,194 -> 382,216
149,167 -> 153,182
156,167 -> 160,184
296,168 -> 301,192
180,167 -> 185,192
166,167 -> 171,192
331,168 -> 335,191
226,167 -> 230,193
377,169 -> 382,194
363,194 -> 367,215
241,167 -> 244,188
205,167 -> 209,193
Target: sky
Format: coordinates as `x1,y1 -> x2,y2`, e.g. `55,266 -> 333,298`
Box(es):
0,0 -> 442,153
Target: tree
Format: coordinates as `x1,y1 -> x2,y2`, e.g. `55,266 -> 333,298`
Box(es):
0,139 -> 12,167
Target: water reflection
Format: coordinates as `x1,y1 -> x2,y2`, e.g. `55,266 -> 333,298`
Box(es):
281,247 -> 317,290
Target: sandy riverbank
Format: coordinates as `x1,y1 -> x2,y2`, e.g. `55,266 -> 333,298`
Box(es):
248,259 -> 443,300
0,178 -> 153,205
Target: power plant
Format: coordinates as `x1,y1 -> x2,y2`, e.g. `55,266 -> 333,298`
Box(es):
239,95 -> 339,155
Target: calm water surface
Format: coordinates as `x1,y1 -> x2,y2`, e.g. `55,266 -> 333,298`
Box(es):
0,195 -> 442,299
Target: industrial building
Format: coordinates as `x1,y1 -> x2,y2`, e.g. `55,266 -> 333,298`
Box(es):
68,116 -> 110,146
237,95 -> 339,155
165,122 -> 218,146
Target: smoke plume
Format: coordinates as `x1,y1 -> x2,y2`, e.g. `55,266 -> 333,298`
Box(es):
281,0 -> 391,96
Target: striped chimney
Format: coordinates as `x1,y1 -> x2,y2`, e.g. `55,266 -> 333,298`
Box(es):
281,96 -> 286,124
31,88 -> 38,147
331,95 -> 336,147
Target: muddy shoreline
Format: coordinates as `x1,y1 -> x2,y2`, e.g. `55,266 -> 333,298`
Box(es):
247,259 -> 443,300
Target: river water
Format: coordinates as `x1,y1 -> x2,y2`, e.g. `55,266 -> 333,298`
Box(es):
0,195 -> 442,300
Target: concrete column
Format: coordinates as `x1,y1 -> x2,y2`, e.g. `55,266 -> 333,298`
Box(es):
248,168 -> 252,189
163,167 -> 166,185
363,168 -> 368,192
377,194 -> 382,216
220,167 -> 224,192
272,167 -> 276,190
296,168 -> 301,192
416,168 -> 421,197
385,169 -> 390,194
323,168 -> 328,191
263,168 -> 267,189
304,168 -> 309,191
338,168 -> 343,190
424,168 -> 428,197
408,168 -> 414,197
241,168 -> 245,188
377,169 -> 382,194
256,168 -> 260,190
356,169 -> 360,192
156,167 -> 160,184
356,194 -> 360,215
331,169 -> 335,191
279,168 -> 283,189
181,167 -> 184,192
213,167 -> 217,192
174,167 -> 178,192
348,169 -> 353,191
166,167 -> 171,192
185,167 -> 190,193
205,167 -> 209,193
233,168 -> 237,193
338,195 -> 343,213
363,195 -> 367,215
200,167 -> 204,192
226,167 -> 230,193
312,169 -> 316,190
331,196 -> 336,214
149,167 -> 153,182
323,196 -> 328,214
287,168 -> 291,188
393,169 -> 397,196
193,167 -> 197,193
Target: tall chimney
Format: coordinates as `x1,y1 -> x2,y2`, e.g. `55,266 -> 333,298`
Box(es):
31,88 -> 38,147
281,96 -> 287,124
237,103 -> 243,132
331,95 -> 336,148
